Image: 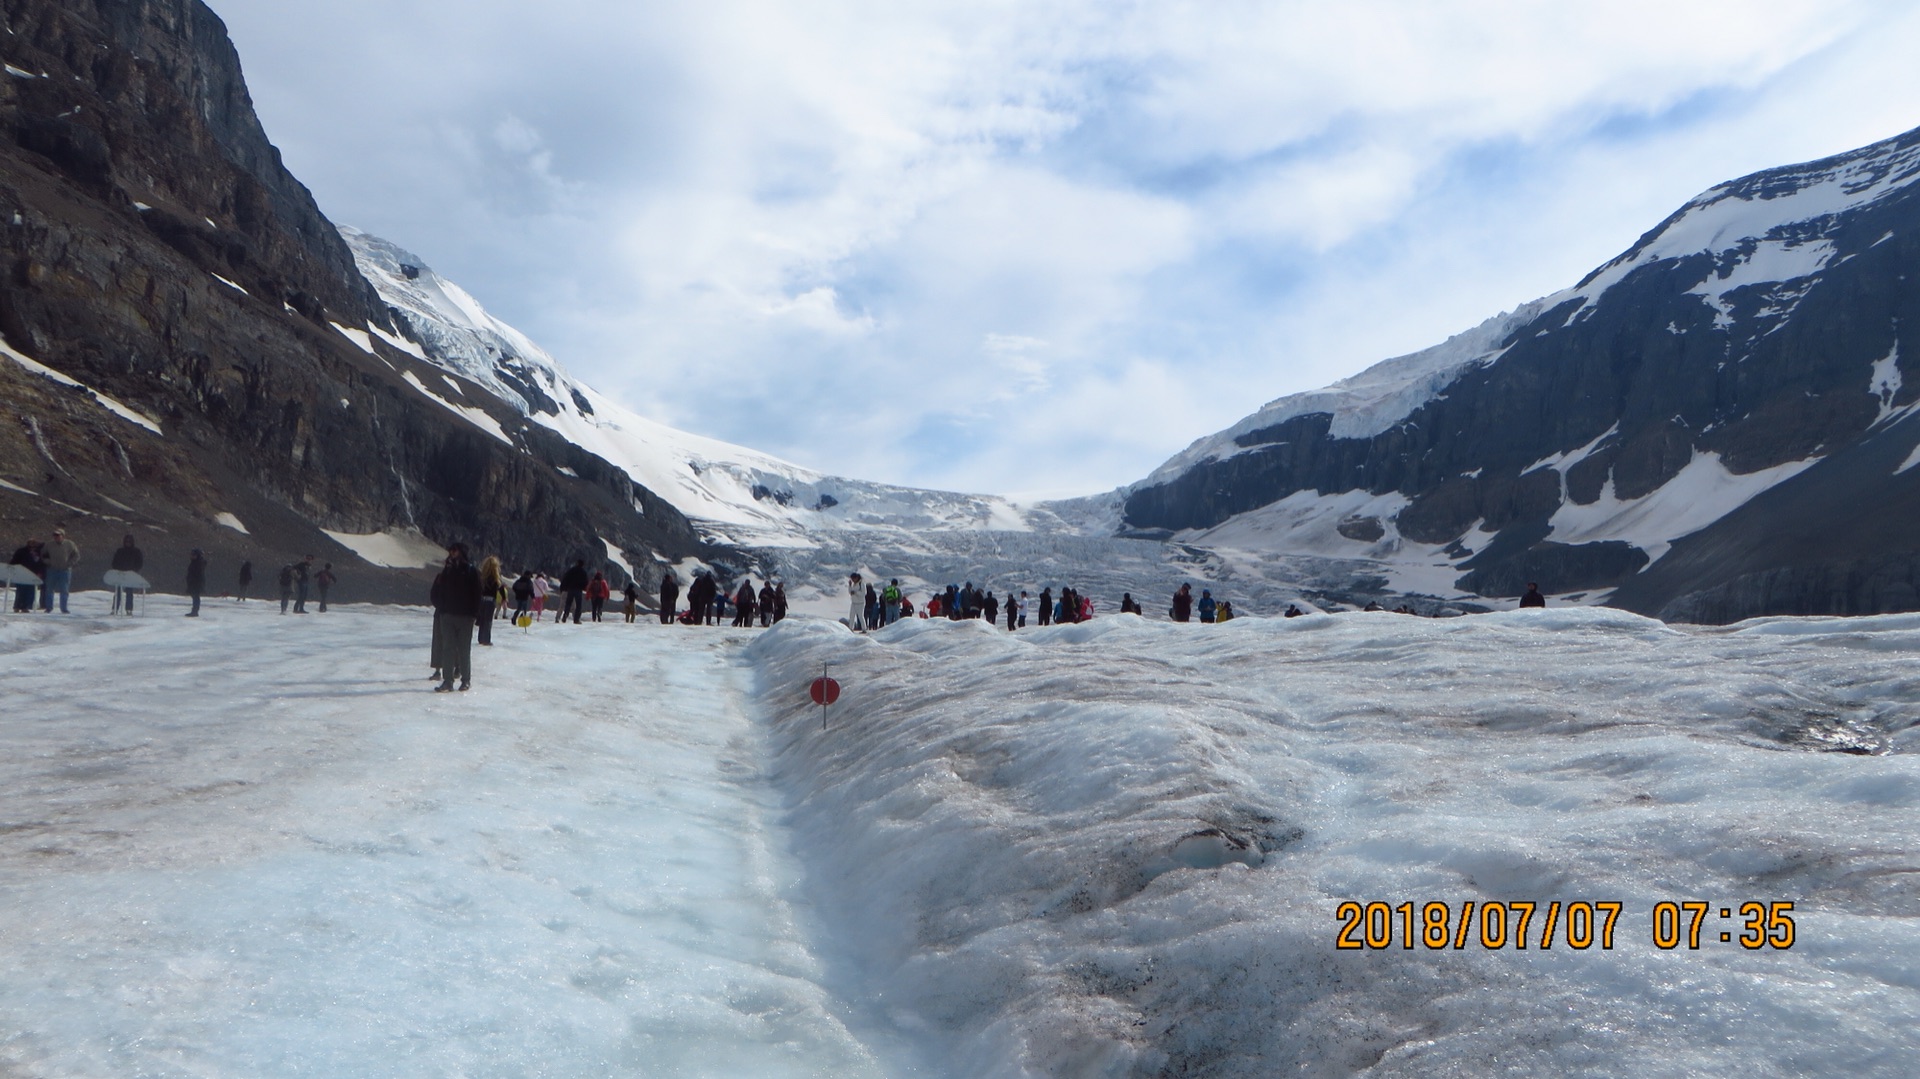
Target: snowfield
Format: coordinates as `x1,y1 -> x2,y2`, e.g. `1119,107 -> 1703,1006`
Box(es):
4,598 -> 1919,1077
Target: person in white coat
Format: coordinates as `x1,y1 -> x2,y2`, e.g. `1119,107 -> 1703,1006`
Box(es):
847,572 -> 865,631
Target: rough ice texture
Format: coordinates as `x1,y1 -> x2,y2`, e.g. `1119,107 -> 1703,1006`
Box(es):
6,597 -> 1920,1076
751,611 -> 1920,1077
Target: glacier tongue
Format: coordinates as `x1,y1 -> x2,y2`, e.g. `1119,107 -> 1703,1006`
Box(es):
341,227 -> 1040,549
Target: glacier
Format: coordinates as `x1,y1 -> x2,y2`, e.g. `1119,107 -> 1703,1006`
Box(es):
3,594 -> 1917,1077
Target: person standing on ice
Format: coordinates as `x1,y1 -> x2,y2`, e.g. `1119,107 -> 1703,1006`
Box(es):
236,560 -> 252,602
184,548 -> 206,617
1007,591 -> 1021,630
292,555 -> 314,613
759,581 -> 775,627
510,570 -> 535,624
772,582 -> 788,622
733,579 -> 758,627
276,562 -> 293,613
983,591 -> 1000,626
1520,582 -> 1547,608
587,570 -> 610,622
110,535 -> 143,615
694,571 -> 714,625
1120,593 -> 1141,615
879,579 -> 899,625
10,538 -> 44,612
40,527 -> 77,614
476,556 -> 503,645
530,572 -> 550,621
622,579 -> 641,623
659,569 -> 680,624
315,562 -> 337,612
847,572 -> 865,631
1198,590 -> 1217,623
1037,587 -> 1052,627
430,544 -> 482,692
559,560 -> 590,624
1171,583 -> 1193,622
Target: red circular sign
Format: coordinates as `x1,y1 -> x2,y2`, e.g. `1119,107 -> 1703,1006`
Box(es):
809,677 -> 841,705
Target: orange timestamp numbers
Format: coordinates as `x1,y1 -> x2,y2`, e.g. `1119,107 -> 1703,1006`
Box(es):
1335,900 -> 1796,951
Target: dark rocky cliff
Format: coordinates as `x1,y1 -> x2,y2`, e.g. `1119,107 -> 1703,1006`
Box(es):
0,0 -> 704,600
1124,126 -> 1920,622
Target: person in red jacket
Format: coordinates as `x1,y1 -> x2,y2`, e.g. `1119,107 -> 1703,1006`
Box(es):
587,571 -> 611,622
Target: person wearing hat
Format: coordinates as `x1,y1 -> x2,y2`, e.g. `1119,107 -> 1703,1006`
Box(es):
41,527 -> 79,614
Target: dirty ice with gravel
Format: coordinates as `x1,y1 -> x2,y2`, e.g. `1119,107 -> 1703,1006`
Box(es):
3,593 -> 1919,1077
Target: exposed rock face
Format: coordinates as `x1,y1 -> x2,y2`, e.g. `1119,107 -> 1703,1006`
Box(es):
0,0 -> 704,599
1125,126 -> 1920,622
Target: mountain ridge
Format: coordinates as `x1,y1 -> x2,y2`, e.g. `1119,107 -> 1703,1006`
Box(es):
1120,121 -> 1920,621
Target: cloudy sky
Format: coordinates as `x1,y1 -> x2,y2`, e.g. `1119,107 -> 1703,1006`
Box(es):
214,0 -> 1920,499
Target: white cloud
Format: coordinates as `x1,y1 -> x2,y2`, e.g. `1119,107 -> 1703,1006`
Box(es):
214,0 -> 1920,496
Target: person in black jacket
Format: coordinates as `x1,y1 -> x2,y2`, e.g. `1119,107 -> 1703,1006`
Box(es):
430,544 -> 482,691
9,539 -> 44,612
237,560 -> 252,602
691,572 -> 721,622
292,555 -> 314,613
110,535 -> 143,615
559,560 -> 589,624
185,549 -> 207,617
510,570 -> 535,624
659,570 -> 680,624
1520,582 -> 1547,609
1170,583 -> 1193,623
733,579 -> 758,627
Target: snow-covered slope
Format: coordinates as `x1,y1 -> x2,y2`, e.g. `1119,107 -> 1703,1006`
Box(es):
1141,294 -> 1565,489
345,228 -> 1035,547
1126,123 -> 1920,620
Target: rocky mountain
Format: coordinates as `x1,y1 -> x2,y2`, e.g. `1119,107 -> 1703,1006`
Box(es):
1123,125 -> 1920,622
0,0 -> 704,601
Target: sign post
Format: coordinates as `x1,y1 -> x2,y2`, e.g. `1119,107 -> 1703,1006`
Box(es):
809,662 -> 840,728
